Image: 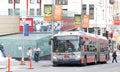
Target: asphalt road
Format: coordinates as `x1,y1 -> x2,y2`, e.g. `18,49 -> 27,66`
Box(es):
0,52 -> 120,72
0,59 -> 120,72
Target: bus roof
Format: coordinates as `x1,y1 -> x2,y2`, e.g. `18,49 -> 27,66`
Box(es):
53,31 -> 107,40
54,31 -> 84,36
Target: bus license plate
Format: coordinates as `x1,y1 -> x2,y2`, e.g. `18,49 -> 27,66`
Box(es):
64,55 -> 69,59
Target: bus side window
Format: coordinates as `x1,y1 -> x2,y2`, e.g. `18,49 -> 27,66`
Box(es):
93,45 -> 97,52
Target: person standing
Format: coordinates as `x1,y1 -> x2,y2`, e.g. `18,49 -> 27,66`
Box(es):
27,47 -> 32,60
34,46 -> 41,62
112,51 -> 117,63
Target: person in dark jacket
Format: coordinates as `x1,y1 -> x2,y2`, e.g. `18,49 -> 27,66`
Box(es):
112,51 -> 117,63
0,44 -> 6,57
34,46 -> 41,62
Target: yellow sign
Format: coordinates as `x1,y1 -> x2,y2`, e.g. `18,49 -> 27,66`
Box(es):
44,5 -> 52,21
74,14 -> 81,25
114,36 -> 120,42
74,14 -> 81,28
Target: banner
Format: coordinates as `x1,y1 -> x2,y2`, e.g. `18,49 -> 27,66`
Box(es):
74,14 -> 81,28
82,14 -> 89,28
44,4 -> 52,21
26,0 -> 28,16
54,5 -> 62,21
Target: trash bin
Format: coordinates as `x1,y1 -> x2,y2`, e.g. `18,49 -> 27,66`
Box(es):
24,24 -> 29,36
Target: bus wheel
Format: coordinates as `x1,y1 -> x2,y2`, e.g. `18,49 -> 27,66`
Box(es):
53,62 -> 58,66
84,56 -> 87,66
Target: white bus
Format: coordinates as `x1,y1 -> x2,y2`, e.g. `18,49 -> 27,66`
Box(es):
50,31 -> 110,65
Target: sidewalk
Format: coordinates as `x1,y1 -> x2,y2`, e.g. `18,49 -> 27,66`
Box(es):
0,60 -> 52,72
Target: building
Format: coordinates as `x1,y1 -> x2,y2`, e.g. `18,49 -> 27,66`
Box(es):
0,0 -> 114,35
113,0 -> 120,20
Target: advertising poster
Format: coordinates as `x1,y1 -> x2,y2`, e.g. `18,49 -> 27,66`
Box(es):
44,4 -> 52,21
82,14 -> 89,28
34,16 -> 62,32
54,5 -> 62,21
74,14 -> 81,28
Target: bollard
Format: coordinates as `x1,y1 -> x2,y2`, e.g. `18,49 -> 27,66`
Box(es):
6,53 -> 12,72
20,56 -> 25,65
29,57 -> 33,69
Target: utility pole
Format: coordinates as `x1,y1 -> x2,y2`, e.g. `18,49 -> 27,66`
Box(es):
80,0 -> 83,31
51,0 -> 54,62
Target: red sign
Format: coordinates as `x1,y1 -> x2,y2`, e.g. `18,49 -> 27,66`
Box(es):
19,18 -> 33,32
64,55 -> 69,58
114,20 -> 120,25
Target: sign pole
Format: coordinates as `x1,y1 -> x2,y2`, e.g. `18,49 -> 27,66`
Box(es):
51,0 -> 54,62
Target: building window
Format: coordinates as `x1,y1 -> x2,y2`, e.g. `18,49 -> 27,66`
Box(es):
15,8 -> 20,16
62,9 -> 67,17
55,0 -> 68,5
102,10 -> 104,20
37,9 -> 40,16
89,4 -> 94,19
16,0 -> 20,4
30,0 -> 35,4
37,0 -> 40,3
8,0 -> 13,4
82,4 -> 87,14
8,8 -> 13,15
29,8 -> 34,16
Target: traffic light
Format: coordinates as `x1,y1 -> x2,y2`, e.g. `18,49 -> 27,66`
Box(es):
105,31 -> 108,39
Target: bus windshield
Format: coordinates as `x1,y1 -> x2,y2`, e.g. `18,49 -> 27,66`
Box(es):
53,36 -> 80,53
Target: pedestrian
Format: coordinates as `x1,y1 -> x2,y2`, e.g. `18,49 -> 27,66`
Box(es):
112,51 -> 117,63
0,44 -> 6,57
34,46 -> 41,62
27,47 -> 32,60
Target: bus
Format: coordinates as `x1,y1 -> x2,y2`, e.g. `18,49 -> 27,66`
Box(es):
50,31 -> 110,65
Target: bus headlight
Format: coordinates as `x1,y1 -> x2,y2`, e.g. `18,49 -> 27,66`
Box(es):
53,56 -> 57,61
76,55 -> 81,60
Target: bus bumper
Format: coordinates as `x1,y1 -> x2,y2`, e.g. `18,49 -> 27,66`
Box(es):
53,59 -> 81,65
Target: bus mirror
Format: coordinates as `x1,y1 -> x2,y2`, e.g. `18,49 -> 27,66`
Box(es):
49,39 -> 51,45
49,38 -> 53,45
79,39 -> 85,45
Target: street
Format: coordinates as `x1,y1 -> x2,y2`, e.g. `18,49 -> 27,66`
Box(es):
0,57 -> 120,72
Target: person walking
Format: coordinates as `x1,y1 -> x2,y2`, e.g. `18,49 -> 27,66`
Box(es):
112,51 -> 117,63
0,44 -> 6,57
34,46 -> 41,62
